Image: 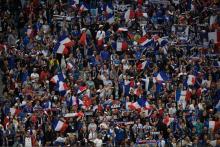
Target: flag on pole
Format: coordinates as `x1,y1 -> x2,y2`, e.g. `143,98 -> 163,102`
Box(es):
50,73 -> 66,84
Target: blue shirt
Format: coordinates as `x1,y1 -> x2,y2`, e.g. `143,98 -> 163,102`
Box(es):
100,50 -> 110,61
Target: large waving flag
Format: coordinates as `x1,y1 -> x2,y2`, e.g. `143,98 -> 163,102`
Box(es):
138,35 -> 153,47
128,98 -> 152,111
153,71 -> 169,83
52,120 -> 68,132
56,81 -> 68,92
50,73 -> 66,84
53,36 -> 74,55
175,90 -> 190,109
124,8 -> 135,22
79,32 -> 87,46
128,101 -> 142,111
137,61 -> 148,71
79,95 -> 92,109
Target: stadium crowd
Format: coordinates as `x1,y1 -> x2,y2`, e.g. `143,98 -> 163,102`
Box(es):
0,0 -> 220,146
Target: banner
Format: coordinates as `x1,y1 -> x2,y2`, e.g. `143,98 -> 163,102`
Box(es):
114,4 -> 130,12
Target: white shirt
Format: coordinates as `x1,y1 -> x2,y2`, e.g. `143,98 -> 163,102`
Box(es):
30,73 -> 39,82
169,107 -> 177,115
25,137 -> 32,147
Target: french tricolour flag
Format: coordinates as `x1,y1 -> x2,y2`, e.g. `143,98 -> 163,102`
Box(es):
138,36 -> 153,47
79,32 -> 87,46
57,81 -> 68,92
136,60 -> 148,71
163,116 -> 174,126
53,120 -> 68,132
50,73 -> 66,84
79,3 -> 89,12
187,75 -> 196,86
116,41 -> 128,51
10,108 -> 21,116
54,36 -> 74,55
175,90 -> 190,109
128,98 -> 151,111
77,85 -> 87,94
128,101 -> 142,111
124,8 -> 135,22
153,71 -> 169,83
64,112 -> 84,118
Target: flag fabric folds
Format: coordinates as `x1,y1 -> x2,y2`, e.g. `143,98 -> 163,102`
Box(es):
53,36 -> 74,55
52,120 -> 68,132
